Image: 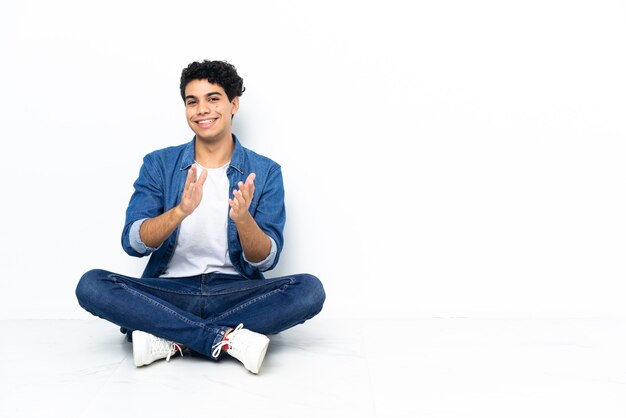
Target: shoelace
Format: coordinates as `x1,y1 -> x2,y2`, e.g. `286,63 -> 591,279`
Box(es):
211,323 -> 244,358
152,336 -> 183,362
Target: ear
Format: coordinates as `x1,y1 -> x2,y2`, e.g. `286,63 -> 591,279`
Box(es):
231,96 -> 240,117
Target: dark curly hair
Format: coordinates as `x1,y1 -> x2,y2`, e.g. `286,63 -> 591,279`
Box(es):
179,60 -> 245,102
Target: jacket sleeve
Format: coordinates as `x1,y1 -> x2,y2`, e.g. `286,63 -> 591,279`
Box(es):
246,164 -> 286,271
121,154 -> 165,257
243,236 -> 278,271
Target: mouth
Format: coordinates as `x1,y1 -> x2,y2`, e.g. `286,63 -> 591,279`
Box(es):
195,118 -> 218,129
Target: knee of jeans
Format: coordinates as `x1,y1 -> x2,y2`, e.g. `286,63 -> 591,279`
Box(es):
298,273 -> 326,316
75,269 -> 109,310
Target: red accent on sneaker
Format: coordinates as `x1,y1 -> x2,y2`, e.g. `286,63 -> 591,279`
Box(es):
223,337 -> 230,351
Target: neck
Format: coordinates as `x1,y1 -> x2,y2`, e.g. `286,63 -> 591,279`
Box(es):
194,134 -> 234,168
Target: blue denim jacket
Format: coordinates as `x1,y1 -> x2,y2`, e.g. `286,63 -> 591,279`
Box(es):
121,135 -> 285,280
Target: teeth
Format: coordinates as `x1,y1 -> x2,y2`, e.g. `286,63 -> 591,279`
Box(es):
198,119 -> 215,124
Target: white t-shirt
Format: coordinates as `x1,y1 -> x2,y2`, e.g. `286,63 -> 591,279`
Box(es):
160,161 -> 238,277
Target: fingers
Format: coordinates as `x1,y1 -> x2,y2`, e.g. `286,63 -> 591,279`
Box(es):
180,165 -> 206,215
231,188 -> 244,208
197,166 -> 208,186
184,165 -> 195,190
228,173 -> 256,221
228,191 -> 241,220
189,167 -> 207,201
184,166 -> 204,197
237,172 -> 256,201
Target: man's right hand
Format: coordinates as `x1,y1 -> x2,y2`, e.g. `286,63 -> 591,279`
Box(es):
178,165 -> 208,216
139,165 -> 207,249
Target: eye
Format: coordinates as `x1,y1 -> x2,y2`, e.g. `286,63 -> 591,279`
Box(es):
186,100 -> 196,106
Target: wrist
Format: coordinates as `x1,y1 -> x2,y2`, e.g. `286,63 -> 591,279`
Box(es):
234,212 -> 254,228
173,205 -> 190,221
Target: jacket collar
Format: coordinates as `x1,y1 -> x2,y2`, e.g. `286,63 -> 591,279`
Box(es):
179,134 -> 244,174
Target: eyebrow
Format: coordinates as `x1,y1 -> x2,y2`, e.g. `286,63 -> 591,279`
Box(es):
184,91 -> 223,101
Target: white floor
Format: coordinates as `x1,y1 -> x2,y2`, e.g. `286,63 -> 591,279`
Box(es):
1,317 -> 626,417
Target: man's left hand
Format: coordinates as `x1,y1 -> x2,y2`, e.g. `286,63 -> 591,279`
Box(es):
229,173 -> 256,222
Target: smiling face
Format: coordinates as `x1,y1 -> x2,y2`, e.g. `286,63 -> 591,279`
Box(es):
184,79 -> 239,145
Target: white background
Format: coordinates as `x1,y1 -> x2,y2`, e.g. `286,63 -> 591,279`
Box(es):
0,0 -> 624,320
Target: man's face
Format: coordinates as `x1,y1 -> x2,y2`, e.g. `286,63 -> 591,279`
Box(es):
184,79 -> 239,144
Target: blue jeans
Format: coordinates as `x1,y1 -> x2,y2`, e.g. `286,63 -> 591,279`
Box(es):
75,269 -> 325,359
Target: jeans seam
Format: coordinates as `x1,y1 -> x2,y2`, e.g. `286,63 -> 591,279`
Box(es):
207,277 -> 294,296
118,282 -> 209,330
110,273 -> 200,296
212,286 -> 286,322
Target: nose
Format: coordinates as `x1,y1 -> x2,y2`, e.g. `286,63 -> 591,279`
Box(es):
197,99 -> 211,115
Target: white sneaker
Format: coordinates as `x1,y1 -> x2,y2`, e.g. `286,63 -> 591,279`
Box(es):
132,330 -> 183,367
212,324 -> 270,374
